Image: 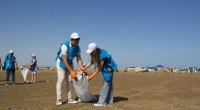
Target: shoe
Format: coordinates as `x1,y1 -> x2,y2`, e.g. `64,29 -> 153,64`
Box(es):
94,103 -> 106,107
5,83 -> 9,86
12,83 -> 15,86
56,100 -> 62,106
77,99 -> 81,103
67,99 -> 78,104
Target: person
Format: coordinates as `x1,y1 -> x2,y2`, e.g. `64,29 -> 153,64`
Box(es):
55,32 -> 85,105
82,43 -> 118,106
26,54 -> 38,83
0,56 -> 3,70
4,50 -> 18,85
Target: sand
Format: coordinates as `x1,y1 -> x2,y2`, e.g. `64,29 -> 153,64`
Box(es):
0,70 -> 200,110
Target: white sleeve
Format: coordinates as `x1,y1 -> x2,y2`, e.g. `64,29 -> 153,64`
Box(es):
61,44 -> 68,55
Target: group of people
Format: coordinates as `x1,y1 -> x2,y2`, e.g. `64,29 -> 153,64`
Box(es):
55,32 -> 118,107
0,32 -> 118,107
0,51 -> 38,85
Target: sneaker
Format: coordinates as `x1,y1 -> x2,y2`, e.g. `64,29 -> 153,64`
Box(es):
94,103 -> 106,107
12,83 -> 15,86
67,99 -> 78,104
56,100 -> 62,106
5,83 -> 9,86
77,99 -> 82,103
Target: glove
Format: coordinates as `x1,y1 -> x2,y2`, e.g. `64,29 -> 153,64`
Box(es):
71,71 -> 77,79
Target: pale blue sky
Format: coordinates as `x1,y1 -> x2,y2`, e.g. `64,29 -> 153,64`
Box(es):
0,0 -> 200,69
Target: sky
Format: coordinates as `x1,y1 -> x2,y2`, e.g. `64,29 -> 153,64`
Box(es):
0,0 -> 200,69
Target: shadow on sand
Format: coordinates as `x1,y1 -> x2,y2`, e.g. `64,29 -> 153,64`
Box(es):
0,80 -> 6,82
66,95 -> 128,104
0,80 -> 50,86
91,95 -> 128,103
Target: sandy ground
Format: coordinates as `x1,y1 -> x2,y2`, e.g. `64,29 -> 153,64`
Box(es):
0,70 -> 200,110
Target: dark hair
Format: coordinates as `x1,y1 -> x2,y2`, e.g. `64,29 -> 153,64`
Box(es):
71,38 -> 80,41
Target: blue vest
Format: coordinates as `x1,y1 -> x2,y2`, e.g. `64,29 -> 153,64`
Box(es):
56,41 -> 80,70
4,54 -> 15,70
100,49 -> 118,81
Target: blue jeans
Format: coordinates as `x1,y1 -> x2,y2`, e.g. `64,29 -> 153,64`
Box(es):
6,69 -> 15,83
98,75 -> 113,104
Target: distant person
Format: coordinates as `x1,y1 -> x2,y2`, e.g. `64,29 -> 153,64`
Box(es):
0,56 -> 3,70
82,43 -> 118,106
55,32 -> 84,105
26,54 -> 38,83
4,50 -> 18,85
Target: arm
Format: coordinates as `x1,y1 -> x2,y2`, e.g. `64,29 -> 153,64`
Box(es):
62,54 -> 74,72
76,55 -> 84,70
62,54 -> 77,79
82,59 -> 94,72
14,58 -> 18,70
87,59 -> 105,81
26,59 -> 35,67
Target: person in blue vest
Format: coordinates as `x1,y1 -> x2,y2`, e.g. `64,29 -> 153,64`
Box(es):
55,32 -> 85,105
26,54 -> 38,83
82,43 -> 118,106
4,50 -> 18,85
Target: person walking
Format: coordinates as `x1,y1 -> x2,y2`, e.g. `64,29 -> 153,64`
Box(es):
4,50 -> 18,85
26,54 -> 38,83
83,43 -> 118,106
55,32 -> 84,105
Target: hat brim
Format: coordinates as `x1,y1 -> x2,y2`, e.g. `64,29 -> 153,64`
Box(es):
86,49 -> 92,53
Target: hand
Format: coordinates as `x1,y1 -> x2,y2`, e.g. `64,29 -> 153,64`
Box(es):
87,75 -> 93,81
71,71 -> 77,80
26,64 -> 30,68
81,67 -> 87,73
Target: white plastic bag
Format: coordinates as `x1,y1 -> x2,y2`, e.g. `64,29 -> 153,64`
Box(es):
21,66 -> 29,81
73,72 -> 97,102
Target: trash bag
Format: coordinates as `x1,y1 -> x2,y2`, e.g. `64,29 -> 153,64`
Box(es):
73,72 -> 97,102
21,66 -> 29,81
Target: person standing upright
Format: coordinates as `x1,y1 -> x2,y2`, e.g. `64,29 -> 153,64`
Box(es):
0,56 -> 3,70
4,50 -> 18,85
26,54 -> 38,83
55,32 -> 84,105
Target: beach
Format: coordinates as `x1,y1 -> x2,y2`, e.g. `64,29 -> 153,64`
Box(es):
0,70 -> 200,110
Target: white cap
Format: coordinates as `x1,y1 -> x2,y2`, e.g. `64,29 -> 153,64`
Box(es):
31,54 -> 36,57
70,32 -> 80,39
9,50 -> 14,53
86,43 -> 98,53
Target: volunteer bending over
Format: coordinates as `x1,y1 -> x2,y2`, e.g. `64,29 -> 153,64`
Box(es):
83,43 -> 118,106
